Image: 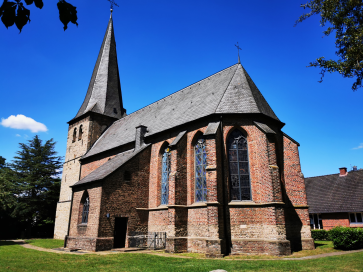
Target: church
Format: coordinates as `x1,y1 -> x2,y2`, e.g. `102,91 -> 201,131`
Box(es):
54,14 -> 314,256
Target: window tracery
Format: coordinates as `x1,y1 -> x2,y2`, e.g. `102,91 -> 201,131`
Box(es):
161,148 -> 170,205
227,129 -> 251,201
81,196 -> 90,224
195,138 -> 207,202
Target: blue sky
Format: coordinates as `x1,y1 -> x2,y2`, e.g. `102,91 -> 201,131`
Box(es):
1,0 -> 362,177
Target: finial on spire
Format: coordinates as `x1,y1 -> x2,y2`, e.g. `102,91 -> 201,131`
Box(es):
235,42 -> 241,64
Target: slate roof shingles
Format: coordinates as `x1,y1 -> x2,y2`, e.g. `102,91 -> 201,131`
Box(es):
73,15 -> 125,122
83,63 -> 280,159
305,170 -> 363,213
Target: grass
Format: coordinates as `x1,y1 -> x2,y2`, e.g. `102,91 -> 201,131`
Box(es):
168,241 -> 341,260
285,241 -> 341,258
25,239 -> 64,249
1,240 -> 363,271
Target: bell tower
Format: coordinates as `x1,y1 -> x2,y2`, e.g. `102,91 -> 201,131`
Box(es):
54,14 -> 126,239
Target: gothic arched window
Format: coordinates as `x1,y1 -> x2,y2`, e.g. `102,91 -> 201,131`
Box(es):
72,128 -> 77,143
161,148 -> 170,205
78,125 -> 83,140
195,138 -> 207,202
228,129 -> 251,201
81,196 -> 90,224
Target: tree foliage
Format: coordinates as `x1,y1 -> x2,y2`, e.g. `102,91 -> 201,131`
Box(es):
6,136 -> 62,237
0,156 -> 16,213
0,0 -> 78,32
296,0 -> 363,90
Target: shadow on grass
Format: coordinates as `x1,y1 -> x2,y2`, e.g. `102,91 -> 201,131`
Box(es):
314,242 -> 326,248
0,241 -> 23,247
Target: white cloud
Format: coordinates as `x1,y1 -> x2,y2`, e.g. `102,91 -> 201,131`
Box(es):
15,134 -> 21,137
1,114 -> 48,133
352,143 -> 363,150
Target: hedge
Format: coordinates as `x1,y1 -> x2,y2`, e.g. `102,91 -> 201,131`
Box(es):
311,229 -> 330,241
329,227 -> 363,250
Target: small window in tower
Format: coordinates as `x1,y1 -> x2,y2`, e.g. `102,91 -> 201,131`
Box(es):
113,108 -> 118,114
78,125 -> 83,141
72,128 -> 77,143
124,171 -> 131,182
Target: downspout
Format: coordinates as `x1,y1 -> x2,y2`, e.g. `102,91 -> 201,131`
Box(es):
220,115 -> 231,255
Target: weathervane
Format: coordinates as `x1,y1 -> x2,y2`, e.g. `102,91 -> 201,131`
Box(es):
235,42 -> 241,63
107,0 -> 119,13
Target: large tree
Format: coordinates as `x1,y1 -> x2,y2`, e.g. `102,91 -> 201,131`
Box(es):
9,135 -> 62,237
296,0 -> 363,91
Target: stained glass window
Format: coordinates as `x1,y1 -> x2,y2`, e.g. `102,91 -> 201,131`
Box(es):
228,130 -> 251,201
82,196 -> 90,224
161,148 -> 170,205
195,138 -> 207,202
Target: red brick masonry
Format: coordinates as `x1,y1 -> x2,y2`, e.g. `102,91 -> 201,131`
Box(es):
66,118 -> 314,255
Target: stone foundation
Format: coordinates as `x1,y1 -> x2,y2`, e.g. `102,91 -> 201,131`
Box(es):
166,237 -> 188,253
187,237 -> 224,255
66,236 -> 113,251
231,239 -> 291,256
302,238 -> 315,250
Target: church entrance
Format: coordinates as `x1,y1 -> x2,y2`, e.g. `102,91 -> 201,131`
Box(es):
114,217 -> 128,248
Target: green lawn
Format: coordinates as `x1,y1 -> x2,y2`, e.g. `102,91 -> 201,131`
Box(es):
25,239 -> 64,249
1,241 -> 363,271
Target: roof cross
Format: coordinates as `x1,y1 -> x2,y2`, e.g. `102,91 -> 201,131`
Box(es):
107,0 -> 119,12
235,42 -> 241,64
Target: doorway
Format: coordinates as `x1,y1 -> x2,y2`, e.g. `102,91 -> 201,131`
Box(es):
114,217 -> 128,248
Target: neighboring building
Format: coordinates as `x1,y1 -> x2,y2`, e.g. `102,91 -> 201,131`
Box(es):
305,167 -> 363,230
54,14 -> 314,256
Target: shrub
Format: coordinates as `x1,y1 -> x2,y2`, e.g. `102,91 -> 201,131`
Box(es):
329,227 -> 363,250
311,229 -> 330,240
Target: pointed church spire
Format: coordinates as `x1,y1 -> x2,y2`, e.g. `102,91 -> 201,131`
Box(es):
72,15 -> 126,122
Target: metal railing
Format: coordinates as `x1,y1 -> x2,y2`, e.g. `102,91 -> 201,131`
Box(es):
127,232 -> 167,249
147,232 -> 167,249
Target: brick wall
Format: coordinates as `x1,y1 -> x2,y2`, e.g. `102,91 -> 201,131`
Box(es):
81,154 -> 116,179
282,135 -> 314,251
69,184 -> 103,238
98,146 -> 151,245
67,146 -> 152,251
321,213 -> 350,230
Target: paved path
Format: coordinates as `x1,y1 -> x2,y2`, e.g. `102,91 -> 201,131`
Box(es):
10,240 -> 363,260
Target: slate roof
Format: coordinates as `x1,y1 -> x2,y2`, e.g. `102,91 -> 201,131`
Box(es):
254,121 -> 276,134
82,63 -> 281,159
72,144 -> 150,187
305,170 -> 363,213
71,14 -> 125,122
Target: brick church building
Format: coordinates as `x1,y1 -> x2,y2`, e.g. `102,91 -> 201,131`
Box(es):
54,15 -> 314,256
